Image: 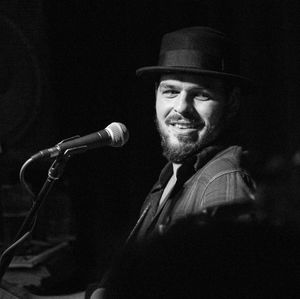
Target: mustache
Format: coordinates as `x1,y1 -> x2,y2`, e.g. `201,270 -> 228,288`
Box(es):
165,114 -> 204,126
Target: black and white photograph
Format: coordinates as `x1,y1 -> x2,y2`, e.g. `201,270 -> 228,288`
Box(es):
0,1 -> 299,298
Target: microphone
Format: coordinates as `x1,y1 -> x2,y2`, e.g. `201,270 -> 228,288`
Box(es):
31,122 -> 129,160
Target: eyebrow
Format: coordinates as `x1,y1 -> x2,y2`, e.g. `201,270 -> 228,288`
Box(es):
159,82 -> 207,92
159,83 -> 179,89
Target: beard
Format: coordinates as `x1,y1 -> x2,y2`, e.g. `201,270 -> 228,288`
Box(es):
155,117 -> 221,163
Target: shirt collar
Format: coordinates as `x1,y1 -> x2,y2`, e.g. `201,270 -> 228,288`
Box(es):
154,144 -> 226,191
193,144 -> 226,170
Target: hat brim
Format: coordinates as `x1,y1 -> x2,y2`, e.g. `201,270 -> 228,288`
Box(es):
136,66 -> 253,90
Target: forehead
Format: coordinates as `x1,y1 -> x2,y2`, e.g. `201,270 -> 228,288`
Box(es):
158,73 -> 226,91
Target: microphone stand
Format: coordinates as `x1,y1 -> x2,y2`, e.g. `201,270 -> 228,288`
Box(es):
0,146 -> 85,282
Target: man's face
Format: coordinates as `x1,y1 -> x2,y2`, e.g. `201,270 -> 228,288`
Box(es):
156,73 -> 228,163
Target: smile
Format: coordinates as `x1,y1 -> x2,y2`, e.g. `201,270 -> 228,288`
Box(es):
172,123 -> 197,129
169,121 -> 203,130
167,123 -> 203,136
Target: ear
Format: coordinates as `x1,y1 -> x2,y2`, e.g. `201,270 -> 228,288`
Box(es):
225,87 -> 241,121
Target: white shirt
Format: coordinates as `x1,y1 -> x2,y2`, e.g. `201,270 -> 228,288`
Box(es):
159,163 -> 182,206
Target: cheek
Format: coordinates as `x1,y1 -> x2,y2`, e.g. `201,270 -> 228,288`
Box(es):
156,98 -> 172,120
196,102 -> 224,125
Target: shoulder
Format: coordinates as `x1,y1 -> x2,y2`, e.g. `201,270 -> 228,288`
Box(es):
208,145 -> 246,168
191,145 -> 256,208
198,145 -> 250,180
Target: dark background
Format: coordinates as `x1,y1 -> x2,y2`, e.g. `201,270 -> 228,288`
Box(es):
0,0 -> 299,293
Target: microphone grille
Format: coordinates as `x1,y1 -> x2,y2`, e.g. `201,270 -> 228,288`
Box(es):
105,122 -> 129,147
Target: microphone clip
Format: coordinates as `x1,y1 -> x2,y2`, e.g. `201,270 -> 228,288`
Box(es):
57,134 -> 89,157
48,145 -> 87,180
44,135 -> 88,160
55,135 -> 83,155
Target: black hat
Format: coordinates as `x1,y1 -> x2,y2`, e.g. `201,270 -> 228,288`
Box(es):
136,26 -> 251,86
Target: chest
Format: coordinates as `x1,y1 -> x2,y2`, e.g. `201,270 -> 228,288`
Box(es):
138,173 -> 210,239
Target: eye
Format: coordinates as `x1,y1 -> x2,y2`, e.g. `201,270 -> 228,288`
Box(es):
161,88 -> 180,98
194,92 -> 211,101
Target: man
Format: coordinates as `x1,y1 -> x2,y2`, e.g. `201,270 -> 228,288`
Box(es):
130,26 -> 256,242
6,26 -> 255,299
85,26 -> 256,298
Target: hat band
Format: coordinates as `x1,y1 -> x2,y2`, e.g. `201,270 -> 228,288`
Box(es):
158,49 -> 225,72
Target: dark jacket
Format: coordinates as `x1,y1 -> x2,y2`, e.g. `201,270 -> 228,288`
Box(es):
134,145 -> 256,241
87,145 -> 256,298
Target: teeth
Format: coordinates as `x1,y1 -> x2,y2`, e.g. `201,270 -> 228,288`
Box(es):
173,123 -> 195,129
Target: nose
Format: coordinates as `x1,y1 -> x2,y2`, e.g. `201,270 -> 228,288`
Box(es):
173,91 -> 192,114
